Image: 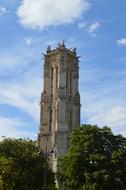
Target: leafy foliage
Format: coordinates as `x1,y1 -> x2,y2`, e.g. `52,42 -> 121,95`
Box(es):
0,138 -> 56,190
59,124 -> 126,190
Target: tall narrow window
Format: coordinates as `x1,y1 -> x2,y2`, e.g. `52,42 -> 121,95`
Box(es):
56,66 -> 58,89
66,69 -> 68,90
62,56 -> 64,62
70,73 -> 72,98
50,110 -> 52,131
51,67 -> 53,96
70,111 -> 72,131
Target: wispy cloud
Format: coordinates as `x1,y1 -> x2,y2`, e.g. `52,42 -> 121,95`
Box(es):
78,21 -> 101,36
78,22 -> 87,29
80,66 -> 126,136
0,37 -> 45,139
0,5 -> 7,15
117,38 -> 126,46
25,38 -> 32,45
0,67 -> 42,121
88,105 -> 126,136
104,106 -> 126,127
0,55 -> 27,73
88,22 -> 101,35
0,37 -> 45,122
0,116 -> 36,139
0,36 -> 46,76
17,0 -> 90,29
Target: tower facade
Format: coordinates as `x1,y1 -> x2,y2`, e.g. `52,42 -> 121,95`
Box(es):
38,41 -> 80,172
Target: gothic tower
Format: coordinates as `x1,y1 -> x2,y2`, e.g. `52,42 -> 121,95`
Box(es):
38,41 -> 80,172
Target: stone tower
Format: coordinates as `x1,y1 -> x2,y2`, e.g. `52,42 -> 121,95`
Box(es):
38,41 -> 80,172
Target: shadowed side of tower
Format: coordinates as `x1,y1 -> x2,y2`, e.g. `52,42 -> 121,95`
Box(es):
38,41 -> 80,174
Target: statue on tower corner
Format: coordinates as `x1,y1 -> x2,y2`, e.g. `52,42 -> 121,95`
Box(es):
58,40 -> 65,50
47,45 -> 51,53
73,48 -> 76,54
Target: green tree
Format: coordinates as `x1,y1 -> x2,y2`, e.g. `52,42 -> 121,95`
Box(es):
59,124 -> 126,190
0,138 -> 56,190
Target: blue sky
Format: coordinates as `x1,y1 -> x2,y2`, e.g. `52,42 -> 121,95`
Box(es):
0,0 -> 126,139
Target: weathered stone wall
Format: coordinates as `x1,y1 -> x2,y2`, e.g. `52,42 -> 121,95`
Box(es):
38,42 -> 80,175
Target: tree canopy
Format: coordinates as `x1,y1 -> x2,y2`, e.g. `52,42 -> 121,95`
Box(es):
0,138 -> 56,190
59,124 -> 126,190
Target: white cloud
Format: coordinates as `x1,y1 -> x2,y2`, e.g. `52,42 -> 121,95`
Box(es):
117,38 -> 126,46
78,21 -> 101,35
0,37 -> 53,123
17,0 -> 90,29
88,22 -> 100,34
105,106 -> 126,127
0,117 -> 23,129
88,106 -> 126,136
25,38 -> 32,45
0,55 -> 26,72
88,105 -> 126,129
0,39 -> 43,74
80,67 -> 126,136
0,116 -> 36,139
0,6 -> 7,15
78,22 -> 87,29
0,41 -> 43,139
0,68 -> 42,121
